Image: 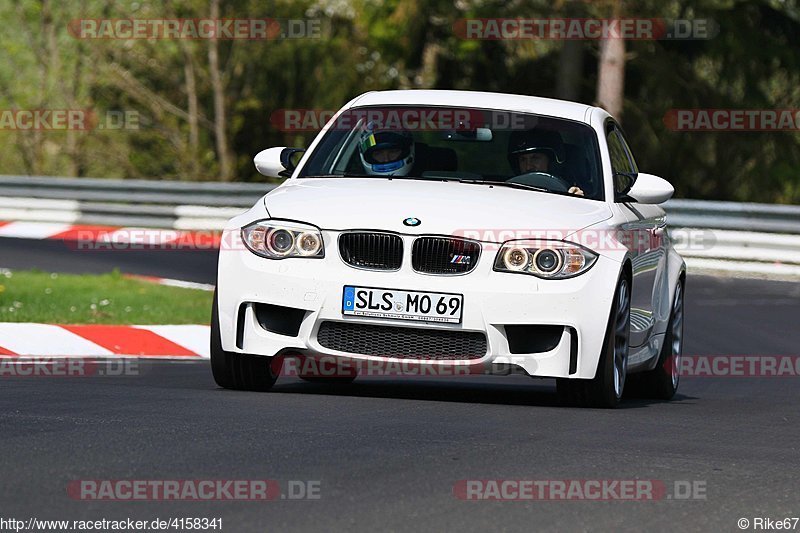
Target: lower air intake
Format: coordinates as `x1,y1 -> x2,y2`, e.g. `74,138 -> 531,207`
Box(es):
316,321 -> 487,360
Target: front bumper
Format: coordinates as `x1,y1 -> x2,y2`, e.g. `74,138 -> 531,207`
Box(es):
217,230 -> 622,379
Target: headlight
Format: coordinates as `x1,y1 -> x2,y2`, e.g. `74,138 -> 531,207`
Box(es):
241,220 -> 324,259
494,241 -> 597,279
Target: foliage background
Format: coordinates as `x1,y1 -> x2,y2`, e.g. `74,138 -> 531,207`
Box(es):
0,0 -> 798,203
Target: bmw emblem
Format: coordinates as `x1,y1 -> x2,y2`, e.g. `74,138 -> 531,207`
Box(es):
403,217 -> 421,227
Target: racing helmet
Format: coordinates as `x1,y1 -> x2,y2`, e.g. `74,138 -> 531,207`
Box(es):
508,129 -> 565,174
358,125 -> 415,176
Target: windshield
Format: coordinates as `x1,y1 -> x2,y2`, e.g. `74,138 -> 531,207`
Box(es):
298,106 -> 604,200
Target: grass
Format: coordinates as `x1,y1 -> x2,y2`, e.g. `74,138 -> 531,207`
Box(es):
0,269 -> 212,324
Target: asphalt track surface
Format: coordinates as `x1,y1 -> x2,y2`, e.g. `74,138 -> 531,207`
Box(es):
1,236 -> 799,531
0,237 -> 218,284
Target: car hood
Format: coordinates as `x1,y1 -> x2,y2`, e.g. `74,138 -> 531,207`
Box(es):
263,178 -> 612,241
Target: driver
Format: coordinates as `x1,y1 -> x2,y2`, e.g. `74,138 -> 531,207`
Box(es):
508,129 -> 584,196
358,124 -> 415,176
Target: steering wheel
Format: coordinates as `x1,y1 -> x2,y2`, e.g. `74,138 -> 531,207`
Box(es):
507,172 -> 572,192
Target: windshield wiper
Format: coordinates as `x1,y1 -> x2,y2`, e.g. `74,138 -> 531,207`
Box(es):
457,179 -> 551,194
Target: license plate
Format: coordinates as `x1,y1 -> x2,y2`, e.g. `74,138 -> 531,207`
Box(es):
342,286 -> 463,324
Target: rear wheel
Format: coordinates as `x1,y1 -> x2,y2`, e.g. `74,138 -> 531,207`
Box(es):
557,275 -> 631,408
210,290 -> 279,392
636,279 -> 684,400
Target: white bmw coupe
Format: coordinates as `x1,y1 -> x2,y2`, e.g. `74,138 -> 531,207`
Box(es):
212,90 -> 685,407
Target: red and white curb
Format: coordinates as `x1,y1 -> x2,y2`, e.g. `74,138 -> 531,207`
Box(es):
0,323 -> 210,359
0,220 -> 222,248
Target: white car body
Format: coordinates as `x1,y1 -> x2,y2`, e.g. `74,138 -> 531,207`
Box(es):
215,90 -> 685,401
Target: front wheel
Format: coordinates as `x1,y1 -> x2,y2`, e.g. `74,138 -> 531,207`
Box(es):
210,290 -> 279,392
557,275 -> 631,408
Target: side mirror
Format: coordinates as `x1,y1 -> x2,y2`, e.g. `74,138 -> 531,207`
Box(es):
253,147 -> 305,178
625,173 -> 674,204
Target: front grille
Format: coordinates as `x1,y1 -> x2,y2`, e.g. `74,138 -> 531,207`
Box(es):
412,237 -> 481,274
316,321 -> 487,360
339,232 -> 403,270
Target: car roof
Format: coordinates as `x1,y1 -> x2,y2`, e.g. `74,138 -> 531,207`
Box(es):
347,90 -> 595,123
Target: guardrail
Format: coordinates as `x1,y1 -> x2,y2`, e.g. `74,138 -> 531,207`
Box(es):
664,199 -> 800,234
0,175 -> 274,230
0,175 -> 798,278
0,175 -> 272,206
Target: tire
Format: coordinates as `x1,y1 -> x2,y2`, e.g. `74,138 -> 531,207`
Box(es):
557,275 -> 631,408
636,278 -> 684,400
210,290 -> 279,392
